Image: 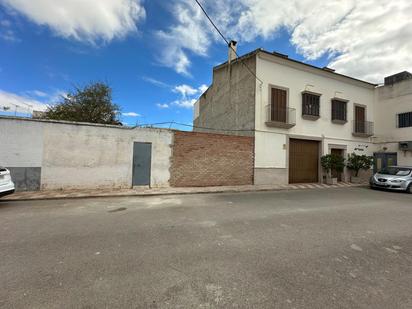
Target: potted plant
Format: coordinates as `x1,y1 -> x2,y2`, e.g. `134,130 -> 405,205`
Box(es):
321,154 -> 345,185
346,153 -> 373,183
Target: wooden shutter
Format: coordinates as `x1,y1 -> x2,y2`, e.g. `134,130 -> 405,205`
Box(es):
332,100 -> 347,121
271,88 -> 287,122
355,106 -> 366,133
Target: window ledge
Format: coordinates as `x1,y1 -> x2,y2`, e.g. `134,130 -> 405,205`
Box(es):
332,119 -> 347,125
302,114 -> 320,121
265,121 -> 296,129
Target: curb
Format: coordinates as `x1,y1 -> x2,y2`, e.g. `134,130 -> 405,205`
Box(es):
0,184 -> 369,202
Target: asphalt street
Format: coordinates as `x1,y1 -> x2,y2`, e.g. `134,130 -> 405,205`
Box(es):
1,187 -> 412,308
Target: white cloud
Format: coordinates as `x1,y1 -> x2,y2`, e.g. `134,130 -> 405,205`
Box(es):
173,84 -> 198,98
198,84 -> 208,94
156,103 -> 169,109
142,76 -> 170,88
155,83 -> 206,110
159,0 -> 412,82
172,98 -> 196,109
1,0 -> 146,44
154,0 -> 212,75
122,112 -> 140,117
0,17 -> 19,42
0,90 -> 49,114
27,90 -> 48,98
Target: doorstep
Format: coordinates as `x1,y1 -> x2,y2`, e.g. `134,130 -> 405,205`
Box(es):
0,182 -> 367,202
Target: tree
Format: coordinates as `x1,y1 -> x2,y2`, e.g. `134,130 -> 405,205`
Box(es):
346,153 -> 373,177
43,82 -> 121,125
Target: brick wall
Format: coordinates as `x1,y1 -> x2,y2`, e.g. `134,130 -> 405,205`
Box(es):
170,131 -> 254,187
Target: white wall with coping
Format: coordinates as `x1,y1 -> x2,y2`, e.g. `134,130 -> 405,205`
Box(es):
0,118 -> 44,167
0,117 -> 173,190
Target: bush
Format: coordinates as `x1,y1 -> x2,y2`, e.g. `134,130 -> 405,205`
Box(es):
346,153 -> 373,176
321,154 -> 345,176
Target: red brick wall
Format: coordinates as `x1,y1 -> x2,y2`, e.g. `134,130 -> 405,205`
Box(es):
170,131 -> 254,187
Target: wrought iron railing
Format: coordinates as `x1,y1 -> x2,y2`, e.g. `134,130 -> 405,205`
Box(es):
266,105 -> 296,126
352,120 -> 374,136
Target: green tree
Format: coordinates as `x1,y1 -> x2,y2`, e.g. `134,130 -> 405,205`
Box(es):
346,153 -> 373,176
43,82 -> 121,125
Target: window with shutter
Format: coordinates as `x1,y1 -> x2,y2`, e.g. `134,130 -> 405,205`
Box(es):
331,99 -> 347,123
270,88 -> 287,122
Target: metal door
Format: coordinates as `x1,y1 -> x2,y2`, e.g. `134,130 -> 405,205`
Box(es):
373,152 -> 397,173
132,142 -> 152,186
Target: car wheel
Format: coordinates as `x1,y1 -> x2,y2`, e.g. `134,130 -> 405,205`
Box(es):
407,184 -> 412,194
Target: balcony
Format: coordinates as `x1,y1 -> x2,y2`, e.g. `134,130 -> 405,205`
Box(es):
352,120 -> 374,137
265,105 -> 296,129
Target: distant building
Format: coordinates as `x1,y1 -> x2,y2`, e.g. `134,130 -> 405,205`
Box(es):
32,110 -> 45,119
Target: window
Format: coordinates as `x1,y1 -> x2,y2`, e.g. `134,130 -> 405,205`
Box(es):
331,99 -> 347,123
398,112 -> 412,128
270,87 -> 287,122
302,93 -> 320,119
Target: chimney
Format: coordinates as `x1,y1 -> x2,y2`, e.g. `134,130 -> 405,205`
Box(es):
228,40 -> 237,64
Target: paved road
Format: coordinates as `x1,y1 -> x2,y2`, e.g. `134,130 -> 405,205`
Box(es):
1,187 -> 412,308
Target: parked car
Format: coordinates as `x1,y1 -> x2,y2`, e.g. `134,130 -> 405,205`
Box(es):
0,167 -> 15,197
370,166 -> 412,193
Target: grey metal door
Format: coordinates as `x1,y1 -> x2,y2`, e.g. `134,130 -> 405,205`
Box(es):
132,142 -> 152,186
373,152 -> 397,173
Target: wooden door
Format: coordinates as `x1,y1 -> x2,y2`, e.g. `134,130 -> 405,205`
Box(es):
289,139 -> 319,183
271,88 -> 287,122
331,148 -> 344,181
355,106 -> 366,133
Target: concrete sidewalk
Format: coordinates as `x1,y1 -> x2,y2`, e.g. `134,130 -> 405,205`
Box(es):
0,182 -> 367,201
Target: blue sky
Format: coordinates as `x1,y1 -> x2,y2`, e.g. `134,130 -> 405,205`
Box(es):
1,0 -> 411,129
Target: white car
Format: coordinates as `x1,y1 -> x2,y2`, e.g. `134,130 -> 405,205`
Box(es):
0,167 -> 15,197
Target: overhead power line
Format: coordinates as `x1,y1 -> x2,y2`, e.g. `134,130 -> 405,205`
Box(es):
193,0 -> 263,84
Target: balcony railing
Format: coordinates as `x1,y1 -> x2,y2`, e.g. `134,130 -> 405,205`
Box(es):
265,105 -> 296,129
352,120 -> 374,137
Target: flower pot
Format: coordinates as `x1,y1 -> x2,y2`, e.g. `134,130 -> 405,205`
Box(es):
326,177 -> 338,185
350,176 -> 361,184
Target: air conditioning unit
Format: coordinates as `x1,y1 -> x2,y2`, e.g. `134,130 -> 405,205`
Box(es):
399,141 -> 412,151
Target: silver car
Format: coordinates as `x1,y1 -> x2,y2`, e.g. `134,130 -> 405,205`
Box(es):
370,166 -> 412,193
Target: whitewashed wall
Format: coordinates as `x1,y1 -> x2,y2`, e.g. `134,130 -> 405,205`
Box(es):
0,117 -> 173,190
254,53 -> 376,170
253,53 -> 378,184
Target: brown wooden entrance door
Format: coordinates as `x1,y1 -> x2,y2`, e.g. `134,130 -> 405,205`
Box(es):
271,88 -> 287,122
331,148 -> 344,181
355,106 -> 366,133
289,139 -> 319,183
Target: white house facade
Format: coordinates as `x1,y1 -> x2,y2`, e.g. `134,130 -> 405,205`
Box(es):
194,46 -> 412,185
